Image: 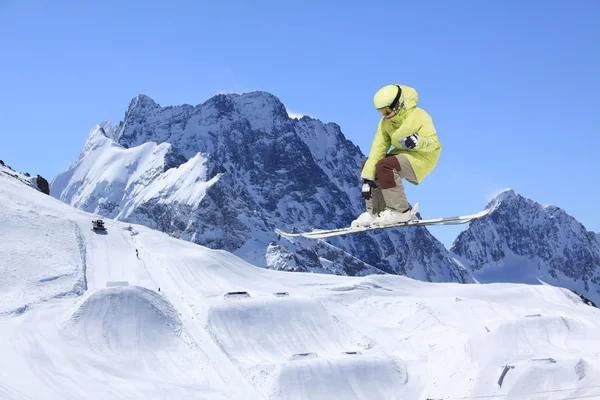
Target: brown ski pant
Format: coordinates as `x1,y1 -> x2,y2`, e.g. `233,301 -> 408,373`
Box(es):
363,154 -> 418,214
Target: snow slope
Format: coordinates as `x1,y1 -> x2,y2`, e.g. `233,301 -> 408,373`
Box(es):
3,167 -> 600,399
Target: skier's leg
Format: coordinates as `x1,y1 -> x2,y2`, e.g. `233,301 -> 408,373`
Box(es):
365,183 -> 385,215
360,159 -> 384,215
375,154 -> 417,212
371,184 -> 386,214
352,160 -> 382,227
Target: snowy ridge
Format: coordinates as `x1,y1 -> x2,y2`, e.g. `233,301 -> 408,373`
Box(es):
3,170 -> 600,399
452,189 -> 600,304
0,162 -> 49,195
51,126 -> 214,220
51,92 -> 465,281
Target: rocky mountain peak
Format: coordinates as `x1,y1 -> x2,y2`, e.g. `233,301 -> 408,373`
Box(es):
127,94 -> 159,113
452,190 -> 600,304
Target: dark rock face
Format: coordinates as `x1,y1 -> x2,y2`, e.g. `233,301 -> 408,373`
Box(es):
36,175 -> 50,195
571,290 -> 597,308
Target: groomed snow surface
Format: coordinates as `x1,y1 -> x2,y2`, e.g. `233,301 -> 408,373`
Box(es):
1,169 -> 600,400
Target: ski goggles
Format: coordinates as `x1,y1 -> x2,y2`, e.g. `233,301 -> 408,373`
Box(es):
377,106 -> 395,118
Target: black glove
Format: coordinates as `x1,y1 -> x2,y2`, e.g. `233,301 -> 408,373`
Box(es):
361,179 -> 377,200
400,133 -> 420,150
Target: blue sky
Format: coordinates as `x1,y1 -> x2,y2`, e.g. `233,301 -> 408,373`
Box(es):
1,0 -> 599,248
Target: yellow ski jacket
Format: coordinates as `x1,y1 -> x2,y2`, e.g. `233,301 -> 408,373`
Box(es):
361,85 -> 441,185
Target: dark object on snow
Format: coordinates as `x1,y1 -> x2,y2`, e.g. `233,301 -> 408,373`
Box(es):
273,292 -> 289,297
0,160 -> 4,166
224,291 -> 250,298
571,289 -> 597,308
36,175 -> 50,195
92,219 -> 106,231
497,365 -> 515,387
290,352 -> 318,360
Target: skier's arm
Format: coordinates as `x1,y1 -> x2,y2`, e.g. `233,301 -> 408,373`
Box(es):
413,112 -> 440,153
361,121 -> 391,180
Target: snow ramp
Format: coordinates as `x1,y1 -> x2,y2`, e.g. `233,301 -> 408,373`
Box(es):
467,313 -> 600,396
278,355 -> 408,400
63,285 -> 181,350
208,294 -> 350,364
208,293 -> 411,399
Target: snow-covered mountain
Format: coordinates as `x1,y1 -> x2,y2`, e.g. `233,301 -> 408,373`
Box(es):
3,163 -> 600,400
51,92 -> 469,282
452,189 -> 600,304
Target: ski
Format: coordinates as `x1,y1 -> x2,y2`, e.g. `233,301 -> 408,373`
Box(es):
277,208 -> 490,239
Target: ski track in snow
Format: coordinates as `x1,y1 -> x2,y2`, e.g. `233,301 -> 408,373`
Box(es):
2,169 -> 600,399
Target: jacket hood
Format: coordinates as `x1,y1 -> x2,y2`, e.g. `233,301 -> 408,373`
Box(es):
399,85 -> 418,111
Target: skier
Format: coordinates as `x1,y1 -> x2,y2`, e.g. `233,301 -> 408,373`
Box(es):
351,84 -> 442,228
